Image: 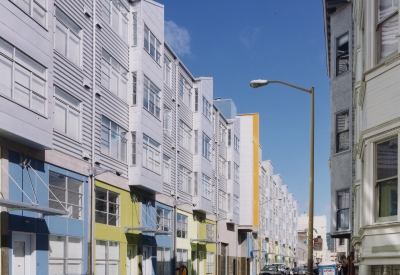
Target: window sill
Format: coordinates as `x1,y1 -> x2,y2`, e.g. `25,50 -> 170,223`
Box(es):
54,50 -> 83,71
53,129 -> 82,144
334,70 -> 351,80
95,221 -> 120,227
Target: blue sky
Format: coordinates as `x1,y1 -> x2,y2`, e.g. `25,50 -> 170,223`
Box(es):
159,1 -> 331,224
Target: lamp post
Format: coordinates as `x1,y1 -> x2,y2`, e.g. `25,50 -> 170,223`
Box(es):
259,197 -> 282,273
250,79 -> 314,275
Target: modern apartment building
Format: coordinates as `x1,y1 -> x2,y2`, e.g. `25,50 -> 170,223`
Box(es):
0,0 -> 299,275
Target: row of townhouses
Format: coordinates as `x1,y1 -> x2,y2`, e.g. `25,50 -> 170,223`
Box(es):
0,0 -> 298,274
324,0 -> 400,274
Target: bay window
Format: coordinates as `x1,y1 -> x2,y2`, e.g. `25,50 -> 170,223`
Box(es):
55,7 -> 81,66
101,50 -> 128,101
337,189 -> 350,230
143,76 -> 161,119
376,137 -> 398,219
54,86 -> 81,140
142,134 -> 161,174
101,0 -> 128,42
101,116 -> 127,162
178,165 -> 192,194
0,38 -> 47,115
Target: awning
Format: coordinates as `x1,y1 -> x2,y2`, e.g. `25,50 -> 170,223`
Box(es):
0,198 -> 68,216
190,238 -> 217,244
124,226 -> 172,235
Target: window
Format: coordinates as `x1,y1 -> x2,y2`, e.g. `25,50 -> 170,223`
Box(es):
132,13 -> 137,46
228,161 -> 231,179
101,116 -> 127,162
132,72 -> 137,105
220,124 -> 226,143
376,137 -> 398,218
218,192 -> 226,211
337,189 -> 350,230
234,136 -> 240,152
95,240 -> 120,275
234,195 -> 239,214
177,213 -> 188,238
194,130 -> 199,154
194,172 -> 198,196
131,132 -> 136,165
218,157 -> 226,177
55,7 -> 81,66
164,57 -> 171,87
206,224 -> 214,241
339,238 -> 345,246
10,0 -> 46,26
49,235 -> 83,275
195,89 -> 199,111
227,193 -> 231,211
202,174 -> 211,200
377,0 -> 399,60
0,38 -> 47,115
202,133 -> 211,160
228,129 -> 231,146
163,155 -> 170,184
163,106 -> 171,136
101,50 -> 128,101
49,171 -> 83,219
203,97 -> 211,120
101,0 -> 128,41
179,75 -> 191,107
156,247 -> 170,275
179,120 -> 192,151
234,163 -> 240,183
336,33 -> 349,76
95,188 -> 119,226
142,134 -> 161,174
206,252 -> 214,274
176,249 -> 188,268
157,207 -> 171,231
178,165 -> 192,193
54,86 -> 80,140
144,25 -> 161,64
336,111 -> 349,152
143,76 -> 161,119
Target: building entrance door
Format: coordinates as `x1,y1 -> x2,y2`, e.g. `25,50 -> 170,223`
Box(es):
12,233 -> 32,275
142,246 -> 152,275
191,251 -> 197,275
199,251 -> 204,275
127,245 -> 137,275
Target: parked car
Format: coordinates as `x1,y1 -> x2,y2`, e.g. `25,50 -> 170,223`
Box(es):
260,265 -> 280,275
290,268 -> 306,275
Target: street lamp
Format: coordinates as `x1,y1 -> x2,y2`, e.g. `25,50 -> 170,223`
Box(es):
250,79 -> 314,275
259,197 -> 282,273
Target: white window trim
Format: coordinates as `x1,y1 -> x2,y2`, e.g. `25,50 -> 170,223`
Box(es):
142,134 -> 161,174
143,24 -> 161,64
142,75 -> 161,119
49,235 -> 83,274
202,96 -> 211,120
202,133 -> 211,160
95,188 -> 120,226
10,0 -> 47,27
202,174 -> 211,200
179,120 -> 192,152
178,165 -> 192,194
177,213 -> 188,239
101,116 -> 127,163
101,49 -> 128,102
95,240 -> 120,275
101,0 -> 129,42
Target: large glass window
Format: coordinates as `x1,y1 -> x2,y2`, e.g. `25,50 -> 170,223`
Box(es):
177,213 -> 188,238
178,165 -> 192,194
202,174 -> 211,200
10,0 -> 46,26
202,97 -> 211,120
156,247 -> 170,275
157,207 -> 171,232
206,253 -> 214,274
49,235 -> 83,275
95,188 -> 119,226
101,50 -> 128,101
54,86 -> 80,140
376,137 -> 398,218
377,0 -> 399,60
143,76 -> 161,119
101,0 -> 128,41
163,155 -> 170,184
336,111 -> 349,153
55,7 -> 81,66
95,240 -> 120,275
202,133 -> 211,160
49,171 -> 83,219
142,134 -> 161,174
179,75 -> 191,107
179,120 -> 191,151
337,189 -> 350,230
144,25 -> 161,64
0,38 -> 47,115
336,33 -> 349,76
101,116 -> 127,162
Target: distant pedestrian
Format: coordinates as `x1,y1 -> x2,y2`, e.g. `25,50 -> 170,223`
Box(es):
175,261 -> 188,275
341,257 -> 348,275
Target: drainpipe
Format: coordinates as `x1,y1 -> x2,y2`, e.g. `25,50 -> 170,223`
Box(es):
90,0 -> 97,273
215,111 -> 219,275
173,59 -> 179,270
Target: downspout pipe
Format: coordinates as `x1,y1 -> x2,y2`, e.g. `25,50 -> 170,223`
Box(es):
173,59 -> 179,270
215,110 -> 219,275
90,0 -> 97,273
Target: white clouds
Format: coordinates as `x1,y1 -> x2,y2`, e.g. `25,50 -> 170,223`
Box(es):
165,20 -> 191,56
240,26 -> 261,48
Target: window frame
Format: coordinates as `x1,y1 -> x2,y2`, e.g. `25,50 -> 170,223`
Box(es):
132,12 -> 137,46
49,235 -> 83,275
178,165 -> 192,194
376,0 -> 399,61
101,116 -> 127,162
101,0 -> 129,42
95,240 -> 120,275
202,174 -> 211,200
9,0 -> 47,27
163,155 -> 171,185
179,75 -> 192,108
336,189 -> 350,230
132,72 -> 137,105
95,187 -> 120,226
178,120 -> 192,151
202,96 -> 211,120
131,132 -> 136,165
142,134 -> 161,174
176,249 -> 188,268
164,56 -> 171,87
202,132 -> 211,160
53,86 -> 81,141
234,195 -> 239,215
177,213 -> 188,239
234,163 -> 240,183
206,252 -> 214,274
234,136 -> 240,152
163,105 -> 172,136
101,49 -> 128,102
156,247 -> 171,275
157,207 -> 171,232
336,32 -> 349,76
336,110 -> 350,153
143,75 -> 161,119
218,191 -> 226,211
143,24 -> 161,64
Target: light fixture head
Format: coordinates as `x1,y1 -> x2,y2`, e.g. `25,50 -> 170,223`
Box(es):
250,79 -> 268,88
